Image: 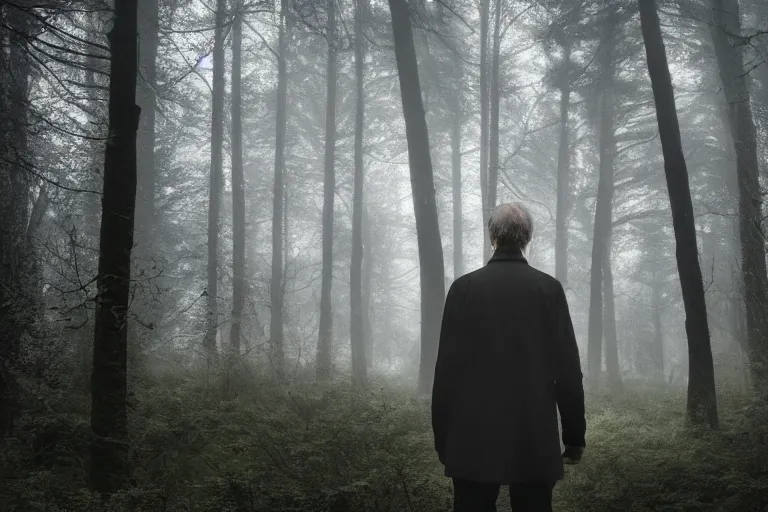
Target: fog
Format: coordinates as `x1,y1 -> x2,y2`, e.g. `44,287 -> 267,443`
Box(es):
1,0 -> 767,509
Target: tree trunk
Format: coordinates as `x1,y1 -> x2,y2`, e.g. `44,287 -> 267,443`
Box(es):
479,0 -> 491,262
89,0 -> 139,493
451,87 -> 464,279
708,0 -> 768,385
316,0 -> 338,383
230,0 -> 245,356
350,0 -> 368,388
270,0 -> 289,379
639,0 -> 718,427
603,244 -> 622,392
587,16 -> 617,390
204,0 -> 226,361
388,0 -> 447,394
651,278 -> 664,378
487,0 -> 502,214
0,6 -> 32,440
135,0 -> 158,255
362,206 -> 374,370
555,40 -> 572,285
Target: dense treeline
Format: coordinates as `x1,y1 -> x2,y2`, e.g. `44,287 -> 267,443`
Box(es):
1,0 -> 767,509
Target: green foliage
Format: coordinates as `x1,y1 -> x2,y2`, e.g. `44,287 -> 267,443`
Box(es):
550,385 -> 768,512
1,374 -> 766,511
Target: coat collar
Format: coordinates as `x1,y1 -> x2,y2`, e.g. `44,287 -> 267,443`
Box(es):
487,248 -> 528,265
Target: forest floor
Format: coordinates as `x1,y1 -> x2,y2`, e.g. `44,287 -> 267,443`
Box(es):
1,368 -> 767,511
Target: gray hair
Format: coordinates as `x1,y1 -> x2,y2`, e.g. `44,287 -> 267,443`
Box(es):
488,203 -> 534,251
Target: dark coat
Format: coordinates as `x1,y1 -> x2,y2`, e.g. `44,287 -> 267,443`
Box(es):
431,248 -> 586,484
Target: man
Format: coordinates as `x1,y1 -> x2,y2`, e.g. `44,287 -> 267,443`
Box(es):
432,203 -> 586,512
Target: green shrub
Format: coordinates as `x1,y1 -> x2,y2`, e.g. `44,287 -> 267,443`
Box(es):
1,373 -> 766,511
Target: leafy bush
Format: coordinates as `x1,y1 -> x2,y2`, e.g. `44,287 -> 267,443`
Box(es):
1,372 -> 766,511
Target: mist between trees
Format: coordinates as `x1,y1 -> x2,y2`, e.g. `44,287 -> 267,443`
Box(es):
0,0 -> 767,509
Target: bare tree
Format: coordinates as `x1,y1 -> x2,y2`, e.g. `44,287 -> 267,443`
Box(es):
487,0 -> 502,216
316,0 -> 338,383
350,0 -> 368,387
587,8 -> 619,390
639,0 -> 718,427
230,0 -> 246,355
479,0 -> 491,262
707,0 -> 768,385
270,0 -> 290,378
388,0 -> 446,394
204,0 -> 227,361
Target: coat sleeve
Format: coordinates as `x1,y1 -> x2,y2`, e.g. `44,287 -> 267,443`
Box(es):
431,278 -> 467,462
553,280 -> 586,448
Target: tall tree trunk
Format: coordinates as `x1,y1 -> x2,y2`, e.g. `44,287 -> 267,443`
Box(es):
587,16 -> 617,390
415,1 -> 435,119
451,85 -> 464,279
479,0 -> 491,262
555,40 -> 572,285
204,0 -> 226,361
603,243 -> 622,392
362,206 -> 374,370
388,0 -> 447,394
350,0 -> 368,387
708,0 -> 768,385
712,86 -> 748,362
230,0 -> 245,356
89,0 -> 139,493
651,278 -> 664,378
128,0 -> 160,372
639,0 -> 718,427
487,0 -> 502,214
316,0 -> 338,383
0,6 -> 32,440
270,0 -> 289,378
135,0 -> 158,255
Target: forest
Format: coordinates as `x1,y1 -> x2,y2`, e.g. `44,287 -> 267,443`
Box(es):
0,0 -> 767,510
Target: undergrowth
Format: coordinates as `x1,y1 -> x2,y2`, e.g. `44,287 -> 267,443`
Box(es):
1,368 -> 766,511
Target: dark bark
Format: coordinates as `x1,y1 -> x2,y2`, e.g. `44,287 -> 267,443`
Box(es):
350,0 -> 368,387
230,0 -> 245,356
317,0 -> 338,383
479,0 -> 491,262
587,15 -> 617,389
0,7 -> 32,440
388,0 -> 447,394
89,0 -> 140,493
204,0 -> 227,361
487,0 -> 502,214
270,0 -> 289,378
555,40 -> 572,285
708,0 -> 768,385
639,0 -> 718,427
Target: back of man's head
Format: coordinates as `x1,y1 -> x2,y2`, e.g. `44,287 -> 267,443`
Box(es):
488,203 -> 534,251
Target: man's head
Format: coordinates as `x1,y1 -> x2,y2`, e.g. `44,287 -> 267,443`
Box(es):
488,203 -> 534,251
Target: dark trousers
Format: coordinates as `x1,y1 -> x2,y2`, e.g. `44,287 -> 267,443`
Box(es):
452,479 -> 555,512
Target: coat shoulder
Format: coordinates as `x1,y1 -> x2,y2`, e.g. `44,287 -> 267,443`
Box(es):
526,266 -> 561,288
